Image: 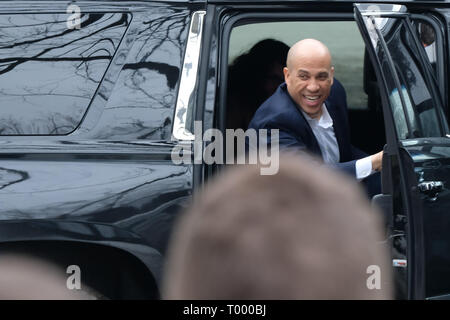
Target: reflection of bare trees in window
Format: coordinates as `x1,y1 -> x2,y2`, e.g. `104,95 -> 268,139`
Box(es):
123,13 -> 189,99
0,8 -> 191,140
0,112 -> 81,135
0,13 -> 130,135
87,9 -> 190,140
383,19 -> 442,138
0,167 -> 28,190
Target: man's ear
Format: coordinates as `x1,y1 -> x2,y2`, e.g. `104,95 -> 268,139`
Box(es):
283,67 -> 289,82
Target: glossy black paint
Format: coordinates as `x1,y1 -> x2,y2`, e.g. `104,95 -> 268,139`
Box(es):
0,219 -> 164,282
404,138 -> 450,297
0,12 -> 130,135
76,6 -> 191,140
0,1 -> 199,295
0,0 -> 449,299
355,3 -> 450,298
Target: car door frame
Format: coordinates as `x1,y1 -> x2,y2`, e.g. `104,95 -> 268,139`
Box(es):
354,3 -> 450,299
204,1 -> 450,299
210,3 -> 362,174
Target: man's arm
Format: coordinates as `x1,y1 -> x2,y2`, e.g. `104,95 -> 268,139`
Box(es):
354,151 -> 383,180
351,145 -> 369,161
371,151 -> 383,172
269,127 -> 383,177
263,126 -> 359,177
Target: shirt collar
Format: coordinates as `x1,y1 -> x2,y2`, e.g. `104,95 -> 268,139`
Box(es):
301,103 -> 333,129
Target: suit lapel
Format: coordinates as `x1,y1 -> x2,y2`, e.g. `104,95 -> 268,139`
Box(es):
280,84 -> 323,158
296,111 -> 323,158
286,101 -> 323,157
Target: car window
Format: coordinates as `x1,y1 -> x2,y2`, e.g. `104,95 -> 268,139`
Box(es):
0,13 -> 130,135
371,17 -> 446,139
416,21 -> 437,74
83,9 -> 190,140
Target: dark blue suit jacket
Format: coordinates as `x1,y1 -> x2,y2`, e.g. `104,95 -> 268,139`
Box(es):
248,80 -> 367,176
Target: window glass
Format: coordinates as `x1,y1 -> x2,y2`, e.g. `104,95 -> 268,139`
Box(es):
85,9 -> 190,140
365,15 -> 446,139
387,20 -> 442,138
416,21 -> 437,73
0,13 -> 130,135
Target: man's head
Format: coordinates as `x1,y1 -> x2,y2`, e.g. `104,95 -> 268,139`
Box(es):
284,39 -> 334,119
163,154 -> 392,299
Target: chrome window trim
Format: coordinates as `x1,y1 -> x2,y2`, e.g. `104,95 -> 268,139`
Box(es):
172,10 -> 205,141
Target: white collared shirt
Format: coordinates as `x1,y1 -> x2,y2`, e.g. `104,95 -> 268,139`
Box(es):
301,104 -> 374,180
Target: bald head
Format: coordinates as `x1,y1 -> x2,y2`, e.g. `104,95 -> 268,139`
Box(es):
286,39 -> 333,70
283,39 -> 335,119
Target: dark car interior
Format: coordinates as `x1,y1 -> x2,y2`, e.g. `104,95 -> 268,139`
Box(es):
348,50 -> 386,155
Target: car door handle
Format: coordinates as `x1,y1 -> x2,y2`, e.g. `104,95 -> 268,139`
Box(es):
418,181 -> 444,202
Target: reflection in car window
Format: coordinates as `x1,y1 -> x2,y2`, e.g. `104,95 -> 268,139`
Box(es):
0,13 -> 130,135
79,9 -> 190,140
388,85 -> 415,140
376,18 -> 444,139
417,22 -> 437,72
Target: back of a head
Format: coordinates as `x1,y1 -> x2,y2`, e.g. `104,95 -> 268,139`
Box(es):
228,39 -> 289,94
0,255 -> 89,300
231,39 -> 289,71
248,39 -> 290,67
420,23 -> 435,46
227,39 -> 290,130
163,154 -> 392,299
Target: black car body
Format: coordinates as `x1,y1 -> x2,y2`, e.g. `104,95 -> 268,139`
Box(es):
0,0 -> 450,299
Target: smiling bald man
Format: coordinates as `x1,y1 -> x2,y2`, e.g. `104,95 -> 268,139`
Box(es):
248,39 -> 383,188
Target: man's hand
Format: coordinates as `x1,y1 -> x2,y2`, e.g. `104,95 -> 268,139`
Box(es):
371,151 -> 383,172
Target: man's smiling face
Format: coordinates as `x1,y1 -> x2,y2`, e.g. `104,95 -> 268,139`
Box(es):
283,40 -> 334,119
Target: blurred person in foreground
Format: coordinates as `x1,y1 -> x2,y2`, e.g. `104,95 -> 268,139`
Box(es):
0,254 -> 92,300
163,153 -> 392,299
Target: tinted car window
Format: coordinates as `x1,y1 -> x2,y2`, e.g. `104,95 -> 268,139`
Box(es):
372,17 -> 445,139
81,9 -> 190,140
416,21 -> 437,73
0,13 -> 130,135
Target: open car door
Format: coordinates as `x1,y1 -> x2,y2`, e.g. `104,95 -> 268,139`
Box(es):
355,4 -> 450,300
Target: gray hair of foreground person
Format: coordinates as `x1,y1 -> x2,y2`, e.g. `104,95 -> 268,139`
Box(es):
163,153 -> 393,299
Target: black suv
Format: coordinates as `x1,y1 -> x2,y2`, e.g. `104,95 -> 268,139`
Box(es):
1,0 -> 450,300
